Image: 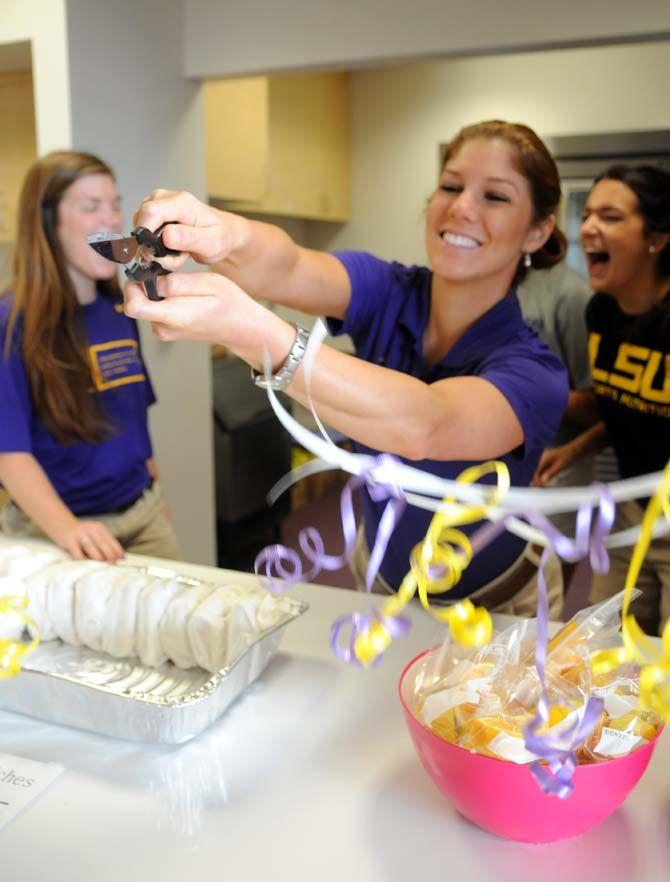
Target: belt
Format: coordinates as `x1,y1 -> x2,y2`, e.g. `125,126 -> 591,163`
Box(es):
76,478 -> 154,517
107,478 -> 154,514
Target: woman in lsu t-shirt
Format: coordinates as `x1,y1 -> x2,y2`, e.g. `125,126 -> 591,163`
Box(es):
535,164 -> 670,634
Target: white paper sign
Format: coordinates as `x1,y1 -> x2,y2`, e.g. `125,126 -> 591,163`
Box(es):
0,752 -> 64,831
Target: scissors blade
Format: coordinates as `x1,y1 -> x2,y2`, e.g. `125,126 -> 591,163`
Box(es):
87,232 -> 138,265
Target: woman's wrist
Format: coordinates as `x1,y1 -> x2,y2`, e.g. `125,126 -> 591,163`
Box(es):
220,210 -> 253,260
251,315 -> 300,375
252,323 -> 310,390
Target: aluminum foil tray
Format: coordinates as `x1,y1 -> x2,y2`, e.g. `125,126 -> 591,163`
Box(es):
0,566 -> 307,744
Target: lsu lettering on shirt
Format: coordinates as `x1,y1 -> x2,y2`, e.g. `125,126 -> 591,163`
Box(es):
586,292 -> 670,479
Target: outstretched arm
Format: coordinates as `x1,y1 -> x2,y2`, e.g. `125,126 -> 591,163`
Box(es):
125,273 -> 525,462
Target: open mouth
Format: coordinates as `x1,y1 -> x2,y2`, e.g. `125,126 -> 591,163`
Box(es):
585,250 -> 610,274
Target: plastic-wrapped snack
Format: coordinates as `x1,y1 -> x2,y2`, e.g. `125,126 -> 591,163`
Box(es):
460,710 -> 535,761
575,664 -> 663,761
458,667 -> 586,763
543,590 -> 641,693
581,708 -> 661,760
412,592 -> 662,768
414,637 -> 498,742
429,701 -> 479,745
420,661 -> 495,724
417,620 -> 532,750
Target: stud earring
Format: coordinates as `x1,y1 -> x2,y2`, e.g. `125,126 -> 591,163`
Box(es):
649,245 -> 656,254
524,253 -> 532,268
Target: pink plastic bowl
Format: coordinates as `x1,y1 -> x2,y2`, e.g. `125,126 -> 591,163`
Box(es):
399,647 -> 663,843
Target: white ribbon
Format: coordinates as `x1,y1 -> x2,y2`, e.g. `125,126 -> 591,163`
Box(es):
264,321 -> 667,550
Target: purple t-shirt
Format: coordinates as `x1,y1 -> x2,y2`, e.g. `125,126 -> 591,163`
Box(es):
0,292 -> 155,515
328,252 -> 569,596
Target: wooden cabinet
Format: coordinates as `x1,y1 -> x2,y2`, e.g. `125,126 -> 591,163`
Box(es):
0,71 -> 37,242
204,72 -> 349,222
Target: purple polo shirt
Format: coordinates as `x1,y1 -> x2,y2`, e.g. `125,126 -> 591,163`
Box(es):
328,252 -> 569,597
0,292 -> 155,515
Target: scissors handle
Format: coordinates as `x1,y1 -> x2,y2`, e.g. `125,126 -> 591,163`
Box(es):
130,223 -> 180,258
143,270 -> 168,302
125,262 -> 170,301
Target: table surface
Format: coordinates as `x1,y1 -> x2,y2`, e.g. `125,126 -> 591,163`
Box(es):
1,552 -> 668,882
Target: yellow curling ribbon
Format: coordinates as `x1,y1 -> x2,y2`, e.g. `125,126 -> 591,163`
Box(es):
353,461 -> 509,665
353,620 -> 393,667
591,461 -> 670,721
0,595 -> 40,679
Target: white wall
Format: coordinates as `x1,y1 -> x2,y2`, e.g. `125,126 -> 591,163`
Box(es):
65,0 -> 215,565
0,0 -> 71,152
183,0 -> 670,78
309,40 -> 670,264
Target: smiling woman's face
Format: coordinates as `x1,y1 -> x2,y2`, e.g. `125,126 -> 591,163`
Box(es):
425,138 -> 549,288
580,178 -> 651,297
56,173 -> 124,283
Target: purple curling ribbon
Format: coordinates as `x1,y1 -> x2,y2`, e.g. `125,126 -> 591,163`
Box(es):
523,543 -> 605,798
255,455 -> 412,663
454,486 -> 614,795
254,467 -> 361,592
329,608 -> 412,667
519,485 -> 615,797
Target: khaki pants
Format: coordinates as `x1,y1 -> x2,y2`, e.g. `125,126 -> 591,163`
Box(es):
1,480 -> 181,561
590,499 -> 670,637
350,524 -> 563,620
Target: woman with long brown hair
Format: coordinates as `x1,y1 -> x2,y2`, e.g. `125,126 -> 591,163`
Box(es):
124,120 -> 570,615
0,151 -> 179,562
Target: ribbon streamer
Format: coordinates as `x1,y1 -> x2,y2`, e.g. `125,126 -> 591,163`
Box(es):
355,461 -> 511,664
497,487 -> 616,797
259,458 -> 510,666
591,462 -> 670,721
0,595 -> 39,679
263,373 -> 666,520
259,323 -> 670,714
255,454 -> 406,592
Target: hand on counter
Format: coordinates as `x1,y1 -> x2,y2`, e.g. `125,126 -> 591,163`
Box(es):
52,518 -> 125,563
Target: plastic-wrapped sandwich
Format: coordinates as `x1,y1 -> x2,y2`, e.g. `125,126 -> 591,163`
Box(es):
0,542 -> 293,673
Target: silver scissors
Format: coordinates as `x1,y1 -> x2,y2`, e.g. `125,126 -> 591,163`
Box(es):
88,224 -> 179,301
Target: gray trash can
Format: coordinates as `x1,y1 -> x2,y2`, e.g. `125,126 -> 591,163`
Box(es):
212,356 -> 292,568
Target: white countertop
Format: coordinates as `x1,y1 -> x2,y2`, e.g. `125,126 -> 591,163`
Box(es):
0,552 -> 669,882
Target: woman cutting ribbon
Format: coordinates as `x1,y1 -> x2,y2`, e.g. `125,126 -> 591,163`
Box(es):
125,120 -> 569,616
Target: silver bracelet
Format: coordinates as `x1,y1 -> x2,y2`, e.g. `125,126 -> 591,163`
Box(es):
251,323 -> 310,391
